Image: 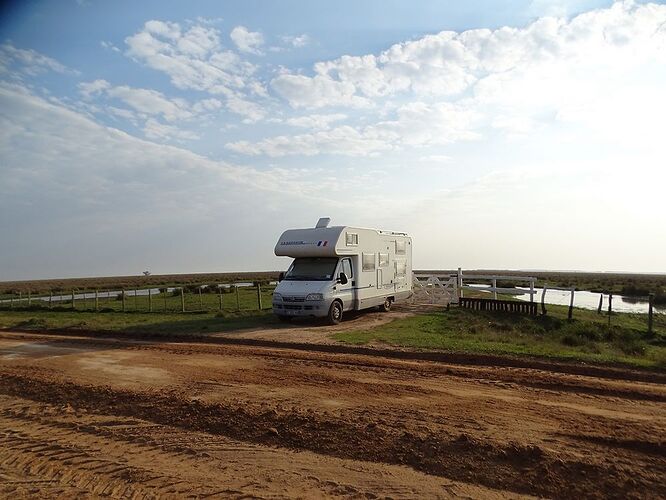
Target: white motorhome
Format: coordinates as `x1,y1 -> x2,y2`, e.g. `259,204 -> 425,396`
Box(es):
272,218 -> 412,324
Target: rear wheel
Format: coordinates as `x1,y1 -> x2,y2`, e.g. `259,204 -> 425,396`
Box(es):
277,315 -> 292,323
380,298 -> 392,312
327,301 -> 343,325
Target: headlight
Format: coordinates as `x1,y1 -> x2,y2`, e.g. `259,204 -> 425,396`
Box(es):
305,293 -> 324,301
272,293 -> 282,301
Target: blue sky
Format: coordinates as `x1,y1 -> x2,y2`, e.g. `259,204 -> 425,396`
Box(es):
1,0 -> 665,280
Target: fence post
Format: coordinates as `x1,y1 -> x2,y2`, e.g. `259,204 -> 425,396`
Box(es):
568,288 -> 574,321
530,279 -> 535,303
458,268 -> 463,299
134,289 -> 138,310
83,289 -> 87,310
49,290 -> 52,309
10,293 -> 13,309
492,279 -> 497,301
181,287 -> 185,312
164,289 -> 168,312
608,293 -> 612,326
219,286 -> 223,311
597,294 -> 603,314
236,285 -> 240,311
148,288 -> 152,312
72,290 -> 75,310
199,287 -> 203,310
95,289 -> 99,312
122,289 -> 126,312
541,287 -> 547,315
19,291 -> 22,307
648,293 -> 654,336
28,290 -> 31,307
257,283 -> 262,310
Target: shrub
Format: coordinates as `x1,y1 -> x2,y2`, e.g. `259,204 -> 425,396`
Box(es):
616,332 -> 646,355
561,335 -> 586,347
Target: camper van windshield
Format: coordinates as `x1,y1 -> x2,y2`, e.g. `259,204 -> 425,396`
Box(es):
284,258 -> 338,281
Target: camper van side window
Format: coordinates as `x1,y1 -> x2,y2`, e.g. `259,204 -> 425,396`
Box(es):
342,258 -> 353,279
362,253 -> 375,271
395,260 -> 407,276
346,232 -> 358,246
395,240 -> 406,255
379,252 -> 389,267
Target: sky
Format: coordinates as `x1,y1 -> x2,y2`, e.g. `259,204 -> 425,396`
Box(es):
0,0 -> 665,280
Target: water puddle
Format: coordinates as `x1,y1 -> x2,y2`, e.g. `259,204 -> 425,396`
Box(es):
0,342 -> 90,360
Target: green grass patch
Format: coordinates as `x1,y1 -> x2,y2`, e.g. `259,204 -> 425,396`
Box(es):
334,307 -> 666,370
0,309 -> 275,336
0,286 -> 275,314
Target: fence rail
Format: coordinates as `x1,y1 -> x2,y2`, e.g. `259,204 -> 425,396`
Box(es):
459,297 -> 538,315
0,282 -> 276,314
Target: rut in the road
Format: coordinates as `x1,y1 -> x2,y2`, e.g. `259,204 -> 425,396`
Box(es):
0,371 -> 661,499
0,405 -> 226,498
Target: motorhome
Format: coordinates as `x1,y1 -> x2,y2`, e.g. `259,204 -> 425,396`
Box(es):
272,218 -> 413,324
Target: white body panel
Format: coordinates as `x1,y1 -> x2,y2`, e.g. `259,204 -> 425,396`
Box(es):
273,224 -> 412,318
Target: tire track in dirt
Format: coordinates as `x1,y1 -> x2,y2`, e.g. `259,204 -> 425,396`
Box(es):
0,395 -> 517,499
4,327 -> 666,384
3,331 -> 664,403
0,370 -> 662,499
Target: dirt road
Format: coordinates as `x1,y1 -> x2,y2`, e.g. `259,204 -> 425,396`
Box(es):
0,331 -> 664,499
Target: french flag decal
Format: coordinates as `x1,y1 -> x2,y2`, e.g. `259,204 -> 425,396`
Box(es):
317,240 -> 328,247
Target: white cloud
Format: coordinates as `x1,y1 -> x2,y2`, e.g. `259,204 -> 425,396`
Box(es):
0,83 -> 364,278
105,86 -> 192,122
285,113 -> 347,130
254,1 -> 666,162
0,42 -> 75,76
271,1 -> 666,110
77,81 -> 227,141
226,125 -> 395,157
281,34 -> 311,48
418,154 -> 452,163
271,73 -> 372,109
230,26 -> 264,55
100,40 -> 120,53
226,95 -> 265,122
78,79 -> 111,99
125,20 -> 256,95
143,117 -> 199,141
227,101 -> 479,157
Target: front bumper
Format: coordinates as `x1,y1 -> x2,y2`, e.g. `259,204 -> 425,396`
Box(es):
272,299 -> 331,317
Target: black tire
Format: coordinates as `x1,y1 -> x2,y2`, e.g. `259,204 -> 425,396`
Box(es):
380,298 -> 392,312
277,315 -> 292,323
327,301 -> 343,325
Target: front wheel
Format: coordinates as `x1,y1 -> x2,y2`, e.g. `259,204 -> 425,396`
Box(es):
380,298 -> 392,312
327,301 -> 343,325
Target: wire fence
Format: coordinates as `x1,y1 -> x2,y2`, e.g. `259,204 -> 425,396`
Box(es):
0,282 -> 276,314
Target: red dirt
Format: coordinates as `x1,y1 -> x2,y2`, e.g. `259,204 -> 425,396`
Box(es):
0,330 -> 664,498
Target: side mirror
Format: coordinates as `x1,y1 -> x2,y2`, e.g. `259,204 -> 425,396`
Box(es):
278,272 -> 285,282
338,272 -> 348,285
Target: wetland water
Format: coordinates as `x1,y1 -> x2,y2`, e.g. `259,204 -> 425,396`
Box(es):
513,287 -> 661,314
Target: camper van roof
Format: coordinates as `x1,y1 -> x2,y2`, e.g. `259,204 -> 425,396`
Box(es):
311,225 -> 408,236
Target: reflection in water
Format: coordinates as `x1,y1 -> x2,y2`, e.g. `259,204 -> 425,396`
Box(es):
511,287 -> 662,314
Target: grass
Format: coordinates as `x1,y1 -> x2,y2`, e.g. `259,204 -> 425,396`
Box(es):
1,286 -> 276,314
334,304 -> 666,370
0,286 -> 278,336
0,309 -> 275,336
2,287 -> 665,370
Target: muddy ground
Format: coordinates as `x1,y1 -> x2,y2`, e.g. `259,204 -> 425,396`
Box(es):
0,320 -> 664,498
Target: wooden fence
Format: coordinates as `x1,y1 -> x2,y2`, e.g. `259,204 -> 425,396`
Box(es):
459,297 -> 538,316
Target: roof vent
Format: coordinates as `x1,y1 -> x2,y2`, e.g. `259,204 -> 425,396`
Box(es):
315,217 -> 331,228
